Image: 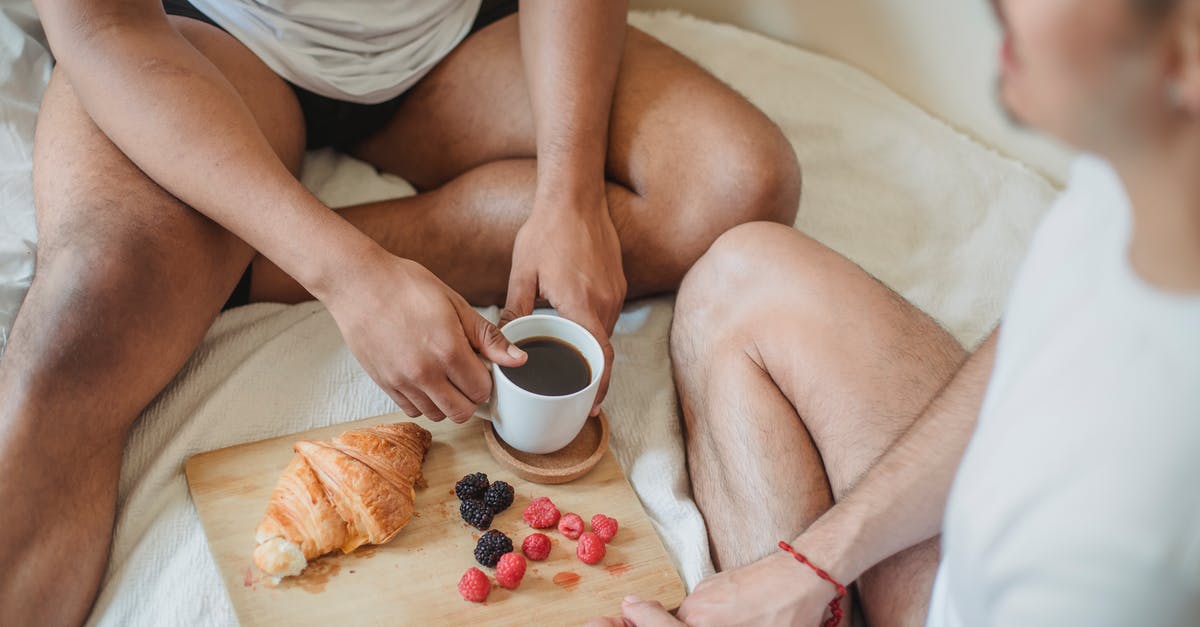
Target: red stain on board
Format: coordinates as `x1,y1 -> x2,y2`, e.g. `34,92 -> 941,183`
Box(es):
243,566 -> 259,588
605,562 -> 630,577
553,571 -> 581,591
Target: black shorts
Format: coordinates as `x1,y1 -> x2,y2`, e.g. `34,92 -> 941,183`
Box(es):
163,0 -> 517,152
158,0 -> 519,308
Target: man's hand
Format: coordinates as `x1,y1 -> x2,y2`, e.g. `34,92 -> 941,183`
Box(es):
326,251 -> 527,422
514,0 -> 628,415
676,552 -> 841,627
502,190 -> 625,414
585,595 -> 685,627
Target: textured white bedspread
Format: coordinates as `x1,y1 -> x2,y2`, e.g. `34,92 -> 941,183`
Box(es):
0,7 -> 1056,625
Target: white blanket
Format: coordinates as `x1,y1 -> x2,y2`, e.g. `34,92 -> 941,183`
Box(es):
0,7 -> 1057,626
0,1 -> 46,352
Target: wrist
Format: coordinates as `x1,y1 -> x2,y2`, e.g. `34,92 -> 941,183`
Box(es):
534,162 -> 607,210
788,508 -> 870,585
532,184 -> 609,221
299,227 -> 391,304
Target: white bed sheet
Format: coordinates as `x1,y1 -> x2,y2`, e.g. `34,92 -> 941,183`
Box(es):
0,7 -> 1057,625
0,1 -> 46,353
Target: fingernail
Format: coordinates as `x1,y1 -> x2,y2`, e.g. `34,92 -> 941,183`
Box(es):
507,345 -> 526,359
623,595 -> 642,604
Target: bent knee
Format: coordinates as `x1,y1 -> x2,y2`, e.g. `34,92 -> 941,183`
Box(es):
640,119 -> 801,282
681,222 -> 820,302
695,114 -> 802,229
673,222 -> 845,349
729,122 -> 802,226
673,223 -> 790,347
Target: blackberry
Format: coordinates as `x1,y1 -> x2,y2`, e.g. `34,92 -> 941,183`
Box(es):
455,472 -> 490,501
474,530 -> 513,568
459,499 -> 494,530
483,480 -> 515,514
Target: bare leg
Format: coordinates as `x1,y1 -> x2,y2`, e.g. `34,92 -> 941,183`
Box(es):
672,223 -> 966,627
0,18 -> 304,625
249,18 -> 802,304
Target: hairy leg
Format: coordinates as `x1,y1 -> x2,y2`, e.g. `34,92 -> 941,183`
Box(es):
0,18 -> 304,625
249,16 -> 802,304
673,223 -> 966,627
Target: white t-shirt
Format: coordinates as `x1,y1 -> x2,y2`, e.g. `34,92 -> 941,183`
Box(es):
187,0 -> 483,104
926,156 -> 1200,626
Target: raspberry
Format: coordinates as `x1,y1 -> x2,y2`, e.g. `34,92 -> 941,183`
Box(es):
455,472 -> 490,501
523,496 -> 561,529
494,552 -> 526,589
457,567 -> 490,603
558,513 -> 584,539
459,499 -> 493,530
576,532 -> 606,565
474,530 -> 514,568
484,480 -> 515,514
591,514 -> 619,542
521,533 -> 551,561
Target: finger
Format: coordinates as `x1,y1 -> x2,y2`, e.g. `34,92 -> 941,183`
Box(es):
443,345 -> 494,407
621,596 -> 683,626
457,300 -> 527,368
592,337 -> 615,416
384,388 -> 421,418
422,376 -> 478,424
603,288 -> 625,338
399,385 -> 445,422
674,593 -> 703,624
500,263 -> 537,327
565,310 -> 614,416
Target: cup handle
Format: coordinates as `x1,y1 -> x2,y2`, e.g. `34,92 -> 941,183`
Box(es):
473,396 -> 494,422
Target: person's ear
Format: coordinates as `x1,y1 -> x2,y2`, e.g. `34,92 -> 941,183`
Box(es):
1169,0 -> 1200,114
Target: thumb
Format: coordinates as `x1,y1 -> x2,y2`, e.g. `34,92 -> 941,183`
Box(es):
621,596 -> 683,626
501,264 -> 537,327
458,301 -> 526,367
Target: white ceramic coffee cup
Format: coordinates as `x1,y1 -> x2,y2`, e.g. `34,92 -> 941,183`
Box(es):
474,314 -> 604,454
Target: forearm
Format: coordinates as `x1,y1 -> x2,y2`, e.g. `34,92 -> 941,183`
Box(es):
519,0 -> 626,199
798,329 -> 1000,583
37,2 -> 375,295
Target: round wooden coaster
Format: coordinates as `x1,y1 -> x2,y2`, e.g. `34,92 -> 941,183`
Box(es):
482,411 -> 610,485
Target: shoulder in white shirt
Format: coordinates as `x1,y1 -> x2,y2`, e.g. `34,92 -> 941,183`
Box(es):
926,156 -> 1200,627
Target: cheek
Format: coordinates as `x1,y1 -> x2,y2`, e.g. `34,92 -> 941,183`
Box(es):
1001,0 -> 1136,142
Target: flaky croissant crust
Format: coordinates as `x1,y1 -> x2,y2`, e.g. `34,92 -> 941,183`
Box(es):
253,422 -> 432,578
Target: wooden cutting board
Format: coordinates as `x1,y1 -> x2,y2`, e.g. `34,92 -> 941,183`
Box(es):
185,412 -> 685,626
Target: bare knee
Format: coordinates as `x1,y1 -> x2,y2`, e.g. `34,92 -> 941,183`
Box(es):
11,222 -> 226,393
670,224 -> 796,401
692,115 -> 801,230
633,119 -> 801,289
671,221 -> 867,410
723,119 -> 802,226
18,238 -> 165,363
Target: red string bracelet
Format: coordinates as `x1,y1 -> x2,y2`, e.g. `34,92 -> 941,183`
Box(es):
779,540 -> 848,627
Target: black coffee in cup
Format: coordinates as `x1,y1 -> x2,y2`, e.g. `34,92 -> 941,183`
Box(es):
500,336 -> 592,396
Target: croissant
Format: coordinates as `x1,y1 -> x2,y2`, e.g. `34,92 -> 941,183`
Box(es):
253,422 -> 432,579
